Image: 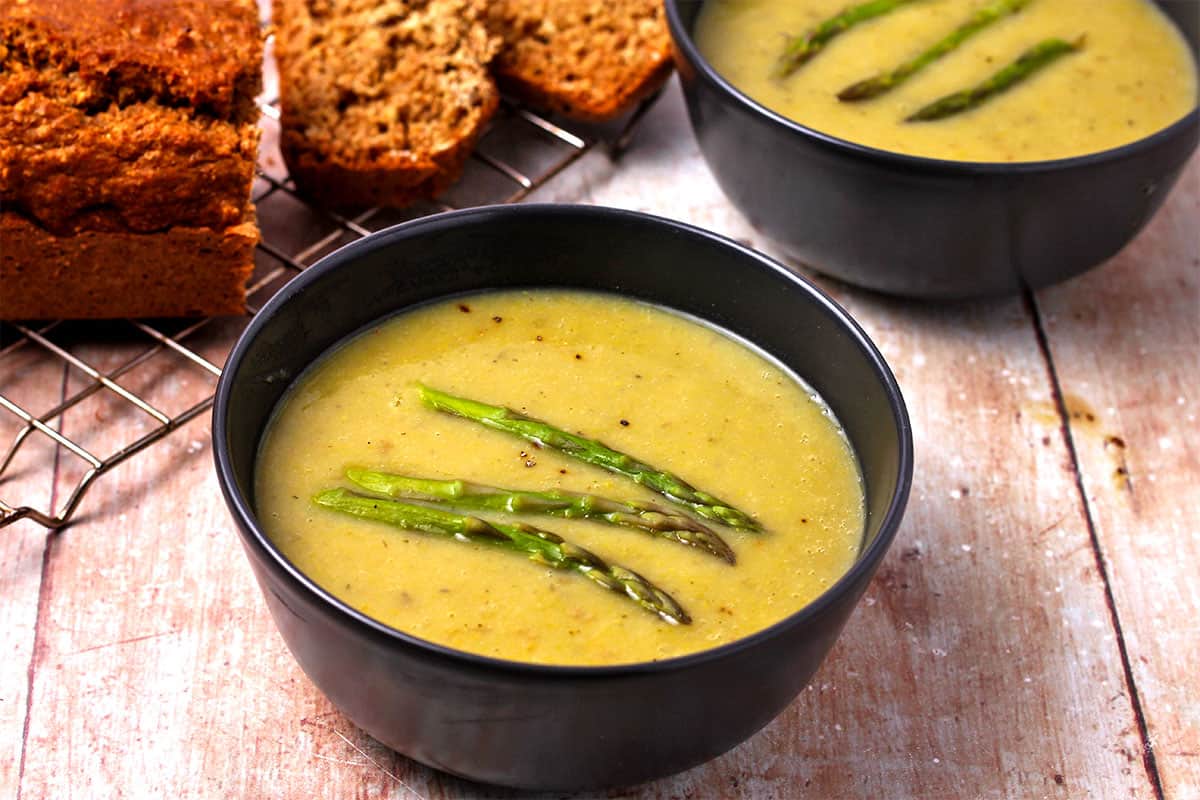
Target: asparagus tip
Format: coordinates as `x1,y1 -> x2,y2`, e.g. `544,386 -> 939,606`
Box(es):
313,487 -> 347,505
837,79 -> 878,102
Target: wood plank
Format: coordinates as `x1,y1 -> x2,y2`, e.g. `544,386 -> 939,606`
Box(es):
0,515 -> 44,799
1035,153 -> 1200,798
0,336 -> 61,798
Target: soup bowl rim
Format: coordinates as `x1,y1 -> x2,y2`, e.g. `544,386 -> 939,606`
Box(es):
213,203 -> 914,678
664,0 -> 1200,175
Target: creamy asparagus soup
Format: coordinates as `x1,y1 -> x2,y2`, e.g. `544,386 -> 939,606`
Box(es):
255,291 -> 865,666
695,0 -> 1197,162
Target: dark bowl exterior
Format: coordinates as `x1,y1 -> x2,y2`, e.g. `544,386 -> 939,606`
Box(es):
667,0 -> 1200,300
213,205 -> 913,790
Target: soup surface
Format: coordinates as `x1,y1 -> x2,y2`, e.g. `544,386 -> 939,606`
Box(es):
255,290 -> 865,666
695,0 -> 1197,162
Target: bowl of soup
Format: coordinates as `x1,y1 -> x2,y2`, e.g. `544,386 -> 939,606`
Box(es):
212,205 -> 913,790
666,0 -> 1199,298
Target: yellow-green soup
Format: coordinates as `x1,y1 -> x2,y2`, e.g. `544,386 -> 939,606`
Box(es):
695,0 -> 1197,162
255,290 -> 864,666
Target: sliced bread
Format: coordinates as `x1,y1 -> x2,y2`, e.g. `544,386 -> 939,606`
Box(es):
485,0 -> 674,122
274,0 -> 500,208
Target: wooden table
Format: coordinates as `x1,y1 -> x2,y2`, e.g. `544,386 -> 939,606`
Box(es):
2,80 -> 1197,800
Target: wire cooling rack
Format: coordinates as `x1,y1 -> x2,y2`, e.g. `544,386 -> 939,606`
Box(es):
0,93 -> 657,530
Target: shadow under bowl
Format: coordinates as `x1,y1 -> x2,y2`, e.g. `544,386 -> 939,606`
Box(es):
666,0 -> 1200,300
212,204 -> 913,791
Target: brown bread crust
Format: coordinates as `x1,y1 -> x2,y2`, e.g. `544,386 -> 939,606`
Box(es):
0,212 -> 258,320
485,0 -> 673,122
274,0 -> 500,208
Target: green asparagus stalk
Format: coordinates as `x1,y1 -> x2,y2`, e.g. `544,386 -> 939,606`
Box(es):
775,0 -> 919,79
906,35 -> 1084,121
314,488 -> 691,625
838,0 -> 1032,101
346,467 -> 737,564
415,384 -> 762,532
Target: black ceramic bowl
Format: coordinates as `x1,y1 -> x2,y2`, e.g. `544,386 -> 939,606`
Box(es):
213,205 -> 913,791
666,0 -> 1200,299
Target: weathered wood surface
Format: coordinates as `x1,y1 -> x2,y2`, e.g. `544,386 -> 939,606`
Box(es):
0,344 -> 60,798
1035,161 -> 1200,799
2,81 -> 1197,799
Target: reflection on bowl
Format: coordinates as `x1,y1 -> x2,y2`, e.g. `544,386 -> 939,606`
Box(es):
666,0 -> 1199,299
213,205 -> 913,791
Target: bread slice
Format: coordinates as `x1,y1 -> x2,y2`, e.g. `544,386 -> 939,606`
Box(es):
275,0 -> 500,208
485,0 -> 674,122
0,211 -> 258,320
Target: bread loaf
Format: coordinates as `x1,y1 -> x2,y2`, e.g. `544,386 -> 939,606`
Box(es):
0,0 -> 262,319
274,0 -> 500,208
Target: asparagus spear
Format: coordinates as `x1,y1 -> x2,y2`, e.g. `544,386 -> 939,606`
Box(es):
415,384 -> 762,532
906,35 -> 1084,121
346,467 -> 737,564
838,0 -> 1032,101
314,488 -> 691,625
775,0 -> 918,79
